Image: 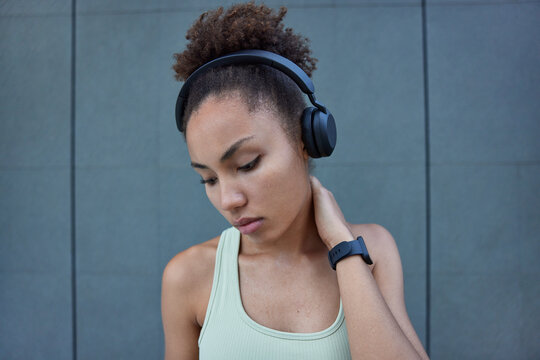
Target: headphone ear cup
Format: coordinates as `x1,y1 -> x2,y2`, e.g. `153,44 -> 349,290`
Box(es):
312,109 -> 337,158
301,107 -> 321,158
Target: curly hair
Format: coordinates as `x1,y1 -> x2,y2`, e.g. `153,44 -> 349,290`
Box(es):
172,2 -> 318,142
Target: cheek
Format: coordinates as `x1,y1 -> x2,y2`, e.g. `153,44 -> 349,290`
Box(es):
257,156 -> 308,211
205,187 -> 221,213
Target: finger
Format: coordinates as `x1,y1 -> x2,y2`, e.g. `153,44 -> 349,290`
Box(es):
311,176 -> 334,199
309,175 -> 322,191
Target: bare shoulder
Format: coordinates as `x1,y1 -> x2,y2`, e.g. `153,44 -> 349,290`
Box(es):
163,236 -> 220,283
162,236 -> 220,325
161,236 -> 220,359
349,223 -> 401,270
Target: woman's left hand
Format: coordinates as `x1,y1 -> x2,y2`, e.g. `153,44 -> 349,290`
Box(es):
310,176 -> 354,249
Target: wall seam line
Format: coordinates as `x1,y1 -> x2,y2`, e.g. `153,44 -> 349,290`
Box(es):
70,0 -> 77,359
421,0 -> 432,356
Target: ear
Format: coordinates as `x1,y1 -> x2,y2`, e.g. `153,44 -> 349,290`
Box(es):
298,138 -> 310,161
302,144 -> 310,161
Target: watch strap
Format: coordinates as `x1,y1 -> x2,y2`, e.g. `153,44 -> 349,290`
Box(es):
328,236 -> 373,270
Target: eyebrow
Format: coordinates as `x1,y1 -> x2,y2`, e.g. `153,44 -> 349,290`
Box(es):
190,135 -> 255,169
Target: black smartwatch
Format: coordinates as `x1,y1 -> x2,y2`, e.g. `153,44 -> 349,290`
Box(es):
328,236 -> 373,270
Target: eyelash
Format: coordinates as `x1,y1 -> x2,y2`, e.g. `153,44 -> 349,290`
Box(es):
200,155 -> 261,186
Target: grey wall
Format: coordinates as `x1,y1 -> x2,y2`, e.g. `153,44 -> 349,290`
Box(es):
1,0 -> 538,359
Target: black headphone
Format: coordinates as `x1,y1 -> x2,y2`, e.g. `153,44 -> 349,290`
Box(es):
175,49 -> 336,158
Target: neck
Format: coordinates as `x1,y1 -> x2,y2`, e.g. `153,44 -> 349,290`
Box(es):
241,184 -> 325,258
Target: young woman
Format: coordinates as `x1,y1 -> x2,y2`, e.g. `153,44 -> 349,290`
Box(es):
161,3 -> 429,359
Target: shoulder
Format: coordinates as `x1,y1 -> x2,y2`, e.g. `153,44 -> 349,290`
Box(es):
162,236 -> 220,325
163,236 -> 220,283
349,223 -> 401,272
161,236 -> 220,358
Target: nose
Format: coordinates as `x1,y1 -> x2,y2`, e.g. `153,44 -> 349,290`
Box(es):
219,180 -> 247,212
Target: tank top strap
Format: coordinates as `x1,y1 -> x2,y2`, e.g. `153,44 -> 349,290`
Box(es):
219,226 -> 242,280
198,227 -> 241,346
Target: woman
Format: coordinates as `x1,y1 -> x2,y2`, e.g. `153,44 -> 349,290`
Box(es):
161,3 -> 429,359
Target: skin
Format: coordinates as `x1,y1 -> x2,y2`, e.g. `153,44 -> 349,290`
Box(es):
161,91 -> 430,360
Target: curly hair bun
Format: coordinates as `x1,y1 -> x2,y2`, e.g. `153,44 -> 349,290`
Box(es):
172,2 -> 317,81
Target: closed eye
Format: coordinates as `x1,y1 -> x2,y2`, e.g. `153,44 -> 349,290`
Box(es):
200,177 -> 217,186
200,155 -> 261,186
238,155 -> 261,172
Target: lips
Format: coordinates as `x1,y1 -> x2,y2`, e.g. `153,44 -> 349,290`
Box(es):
233,217 -> 263,235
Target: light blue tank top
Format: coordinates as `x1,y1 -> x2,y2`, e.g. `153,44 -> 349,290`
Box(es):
198,227 -> 351,359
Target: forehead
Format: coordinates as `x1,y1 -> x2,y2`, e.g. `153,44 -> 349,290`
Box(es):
185,94 -> 283,162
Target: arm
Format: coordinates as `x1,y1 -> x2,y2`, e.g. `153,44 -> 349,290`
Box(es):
368,224 -> 430,360
161,251 -> 201,360
310,176 -> 429,360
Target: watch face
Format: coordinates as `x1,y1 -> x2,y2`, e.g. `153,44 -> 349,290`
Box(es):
356,237 -> 373,265
329,239 -> 373,269
362,253 -> 373,265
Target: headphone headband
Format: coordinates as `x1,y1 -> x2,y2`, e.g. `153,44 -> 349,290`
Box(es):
175,49 -> 327,133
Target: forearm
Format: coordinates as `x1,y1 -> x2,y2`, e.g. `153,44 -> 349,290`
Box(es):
309,177 -> 427,359
336,254 -> 423,360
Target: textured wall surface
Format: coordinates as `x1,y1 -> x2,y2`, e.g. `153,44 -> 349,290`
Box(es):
1,0 -> 538,359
